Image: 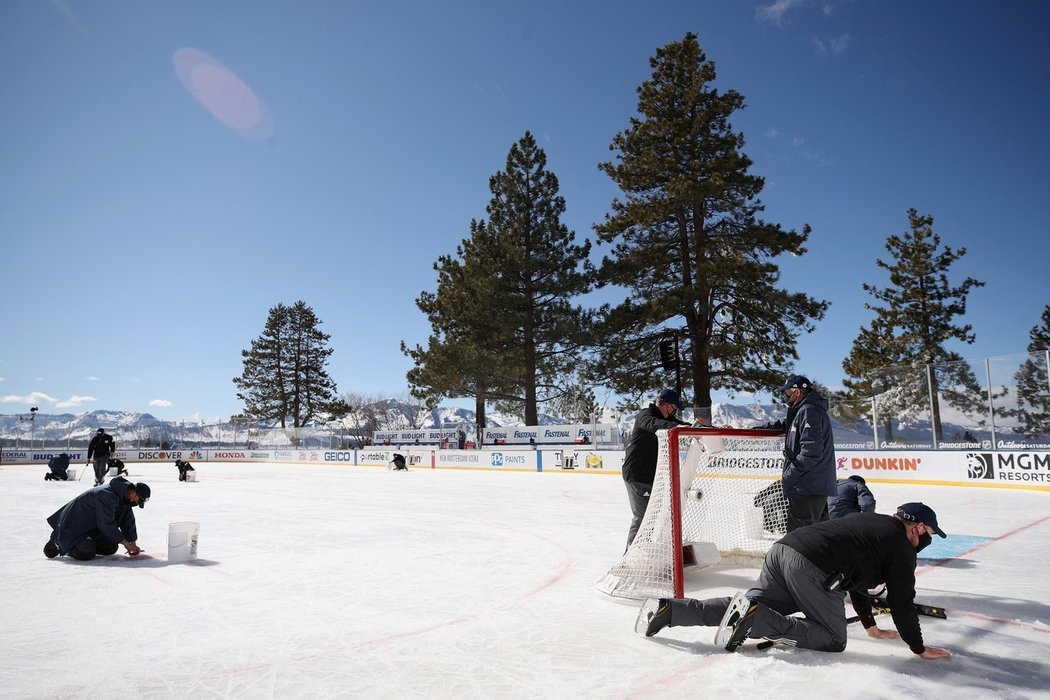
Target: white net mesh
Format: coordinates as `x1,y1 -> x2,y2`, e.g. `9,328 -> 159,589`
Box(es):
595,427 -> 786,602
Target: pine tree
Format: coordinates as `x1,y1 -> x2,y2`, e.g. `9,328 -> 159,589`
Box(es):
233,301 -> 338,437
403,217 -> 509,436
592,33 -> 827,421
1007,306 -> 1050,439
404,131 -> 594,426
547,376 -> 601,424
843,209 -> 985,443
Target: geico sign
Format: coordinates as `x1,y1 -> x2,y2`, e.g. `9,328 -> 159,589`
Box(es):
212,452 -> 246,459
324,452 -> 354,462
138,452 -> 184,460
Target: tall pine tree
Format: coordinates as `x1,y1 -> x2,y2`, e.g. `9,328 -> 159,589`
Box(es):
842,209 -> 985,443
593,33 -> 827,420
234,301 -> 338,434
403,218 -> 507,437
404,131 -> 594,426
1006,305 -> 1050,439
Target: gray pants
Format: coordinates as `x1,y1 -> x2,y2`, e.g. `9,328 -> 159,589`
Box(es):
624,480 -> 651,550
667,543 -> 848,652
92,457 -> 109,484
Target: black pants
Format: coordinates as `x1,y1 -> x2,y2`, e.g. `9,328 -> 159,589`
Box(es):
786,494 -> 829,532
68,531 -> 120,560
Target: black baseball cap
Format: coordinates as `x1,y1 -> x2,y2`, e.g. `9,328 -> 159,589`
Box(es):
778,374 -> 812,392
896,502 -> 946,538
132,482 -> 151,508
657,388 -> 682,411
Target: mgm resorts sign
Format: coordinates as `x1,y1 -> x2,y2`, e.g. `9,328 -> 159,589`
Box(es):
966,452 -> 1050,484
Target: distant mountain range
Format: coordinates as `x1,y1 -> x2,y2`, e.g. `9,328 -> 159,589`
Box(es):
0,399 -> 1000,449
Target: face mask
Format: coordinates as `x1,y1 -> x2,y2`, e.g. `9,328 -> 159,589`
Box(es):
915,531 -> 933,553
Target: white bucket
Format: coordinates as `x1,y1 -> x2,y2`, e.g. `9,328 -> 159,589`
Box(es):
184,471 -> 197,482
168,521 -> 200,563
107,466 -> 120,476
67,468 -> 77,480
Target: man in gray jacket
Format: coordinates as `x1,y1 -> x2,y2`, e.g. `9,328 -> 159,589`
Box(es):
779,374 -> 837,532
44,476 -> 151,560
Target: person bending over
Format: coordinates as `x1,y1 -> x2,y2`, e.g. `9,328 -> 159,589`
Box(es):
621,389 -> 692,549
638,502 -> 951,660
45,453 -> 71,481
44,476 -> 151,560
828,475 -> 876,520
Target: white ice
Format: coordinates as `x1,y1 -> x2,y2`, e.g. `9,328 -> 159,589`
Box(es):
4,462 -> 1050,699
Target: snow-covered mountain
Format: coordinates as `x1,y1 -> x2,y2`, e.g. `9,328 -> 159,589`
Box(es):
0,399 -> 997,448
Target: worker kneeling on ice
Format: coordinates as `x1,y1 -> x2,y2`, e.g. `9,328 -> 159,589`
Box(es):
43,476 -> 151,560
636,503 -> 952,659
44,453 -> 72,481
176,459 -> 196,481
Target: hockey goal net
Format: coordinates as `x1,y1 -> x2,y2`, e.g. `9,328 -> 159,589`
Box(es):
595,426 -> 786,602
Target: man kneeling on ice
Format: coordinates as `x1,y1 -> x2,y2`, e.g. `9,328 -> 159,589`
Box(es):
637,502 -> 952,659
44,476 -> 151,560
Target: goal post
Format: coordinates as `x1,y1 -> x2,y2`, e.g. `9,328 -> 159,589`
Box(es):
595,426 -> 787,603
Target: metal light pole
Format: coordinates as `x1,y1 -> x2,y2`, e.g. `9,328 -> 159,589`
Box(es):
29,407 -> 38,449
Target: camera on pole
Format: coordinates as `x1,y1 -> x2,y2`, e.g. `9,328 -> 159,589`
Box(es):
658,336 -> 677,371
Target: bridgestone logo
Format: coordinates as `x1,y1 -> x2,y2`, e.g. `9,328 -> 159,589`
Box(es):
705,455 -> 782,471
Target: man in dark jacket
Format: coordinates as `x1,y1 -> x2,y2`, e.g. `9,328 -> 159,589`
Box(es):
637,502 -> 951,660
44,476 -> 151,560
828,475 -> 876,519
621,389 -> 692,549
175,459 -> 196,481
45,453 -> 72,481
87,428 -> 116,486
779,374 -> 837,531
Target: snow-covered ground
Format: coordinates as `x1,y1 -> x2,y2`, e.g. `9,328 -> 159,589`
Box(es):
4,461 -> 1049,699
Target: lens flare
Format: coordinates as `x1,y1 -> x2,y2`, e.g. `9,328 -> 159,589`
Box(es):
173,47 -> 274,141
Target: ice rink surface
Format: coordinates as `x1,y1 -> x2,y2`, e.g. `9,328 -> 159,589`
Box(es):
4,461 -> 1050,699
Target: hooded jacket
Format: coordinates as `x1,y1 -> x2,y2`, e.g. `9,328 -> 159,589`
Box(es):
46,476 -> 139,554
828,477 -> 876,519
621,404 -> 689,486
48,454 -> 71,474
781,389 -> 837,498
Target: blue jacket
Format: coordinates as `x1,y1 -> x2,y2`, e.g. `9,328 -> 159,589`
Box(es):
46,476 -> 139,554
781,390 -> 837,498
828,477 -> 876,519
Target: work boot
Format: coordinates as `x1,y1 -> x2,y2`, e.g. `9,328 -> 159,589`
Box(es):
44,533 -> 59,559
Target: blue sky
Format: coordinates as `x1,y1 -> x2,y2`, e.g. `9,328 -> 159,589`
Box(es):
1,1 -> 1048,421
